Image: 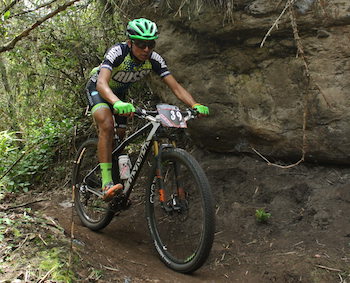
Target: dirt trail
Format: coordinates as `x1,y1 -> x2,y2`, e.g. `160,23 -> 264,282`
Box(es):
43,190 -> 221,282
41,152 -> 350,282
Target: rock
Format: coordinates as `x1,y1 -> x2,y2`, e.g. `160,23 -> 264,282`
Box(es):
313,210 -> 330,229
130,0 -> 350,164
317,29 -> 331,38
247,0 -> 277,15
295,0 -> 316,14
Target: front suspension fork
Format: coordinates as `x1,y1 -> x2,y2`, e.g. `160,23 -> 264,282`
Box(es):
153,140 -> 186,212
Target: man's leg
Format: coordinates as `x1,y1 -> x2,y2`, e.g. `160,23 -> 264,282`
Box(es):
93,106 -> 123,201
93,107 -> 114,165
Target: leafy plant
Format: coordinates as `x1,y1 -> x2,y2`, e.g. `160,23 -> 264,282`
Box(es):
0,118 -> 74,192
255,208 -> 271,223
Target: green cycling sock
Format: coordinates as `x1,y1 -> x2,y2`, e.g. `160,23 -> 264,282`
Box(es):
100,163 -> 113,187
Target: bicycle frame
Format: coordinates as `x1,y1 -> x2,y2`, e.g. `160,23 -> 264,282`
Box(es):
83,116 -> 162,199
83,106 -> 194,200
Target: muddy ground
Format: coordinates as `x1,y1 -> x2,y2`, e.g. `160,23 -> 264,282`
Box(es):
2,150 -> 350,282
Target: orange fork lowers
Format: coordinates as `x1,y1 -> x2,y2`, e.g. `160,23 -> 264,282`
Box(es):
156,168 -> 166,203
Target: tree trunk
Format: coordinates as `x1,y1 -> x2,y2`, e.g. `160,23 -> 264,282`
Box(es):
0,55 -> 17,130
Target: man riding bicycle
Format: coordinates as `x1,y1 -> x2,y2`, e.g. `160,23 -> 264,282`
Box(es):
86,18 -> 209,201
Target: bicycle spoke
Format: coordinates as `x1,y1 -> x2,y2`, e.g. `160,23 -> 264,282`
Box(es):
154,156 -> 204,260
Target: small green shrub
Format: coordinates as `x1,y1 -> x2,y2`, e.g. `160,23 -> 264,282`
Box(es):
255,208 -> 271,223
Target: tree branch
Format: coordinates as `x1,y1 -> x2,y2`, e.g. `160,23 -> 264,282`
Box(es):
11,0 -> 59,17
1,0 -> 20,14
0,0 -> 81,53
1,199 -> 49,211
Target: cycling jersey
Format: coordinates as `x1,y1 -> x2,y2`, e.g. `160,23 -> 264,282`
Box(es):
86,42 -> 171,128
100,42 -> 170,93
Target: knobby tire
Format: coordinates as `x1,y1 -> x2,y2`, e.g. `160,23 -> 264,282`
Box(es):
145,148 -> 215,273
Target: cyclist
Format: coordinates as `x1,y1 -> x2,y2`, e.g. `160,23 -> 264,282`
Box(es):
86,18 -> 209,201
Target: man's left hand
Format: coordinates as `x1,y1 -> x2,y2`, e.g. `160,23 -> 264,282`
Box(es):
192,103 -> 209,116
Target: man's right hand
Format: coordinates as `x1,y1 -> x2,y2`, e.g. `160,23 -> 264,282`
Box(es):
113,101 -> 135,115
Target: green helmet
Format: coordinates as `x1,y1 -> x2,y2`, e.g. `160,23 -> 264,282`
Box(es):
126,18 -> 158,40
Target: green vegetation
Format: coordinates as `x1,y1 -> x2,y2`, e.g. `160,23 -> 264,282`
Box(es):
87,268 -> 103,281
39,248 -> 75,282
0,2 -> 147,280
0,0 -> 127,193
0,2 -> 128,277
255,208 -> 271,223
0,208 -> 78,282
0,119 -> 74,192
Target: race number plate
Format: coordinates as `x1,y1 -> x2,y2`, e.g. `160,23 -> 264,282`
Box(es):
156,104 -> 187,128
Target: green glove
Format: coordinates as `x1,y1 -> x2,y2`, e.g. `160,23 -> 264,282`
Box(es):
113,101 -> 135,115
192,103 -> 209,115
89,66 -> 99,77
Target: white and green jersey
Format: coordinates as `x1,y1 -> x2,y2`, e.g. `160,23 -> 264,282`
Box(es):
99,42 -> 171,94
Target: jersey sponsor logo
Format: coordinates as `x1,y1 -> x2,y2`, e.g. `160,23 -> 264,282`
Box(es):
112,70 -> 151,83
151,52 -> 167,69
105,45 -> 122,63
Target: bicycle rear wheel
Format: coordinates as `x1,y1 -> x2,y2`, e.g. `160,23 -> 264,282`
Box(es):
72,138 -> 114,230
145,148 -> 215,273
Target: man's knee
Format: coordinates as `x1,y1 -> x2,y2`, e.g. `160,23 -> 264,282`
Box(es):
99,119 -> 114,134
93,109 -> 114,135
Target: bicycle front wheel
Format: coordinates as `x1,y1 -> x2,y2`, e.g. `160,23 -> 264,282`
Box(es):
145,148 -> 215,273
72,138 -> 114,231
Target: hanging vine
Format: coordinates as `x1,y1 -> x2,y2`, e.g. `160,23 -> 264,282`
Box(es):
254,0 -> 331,168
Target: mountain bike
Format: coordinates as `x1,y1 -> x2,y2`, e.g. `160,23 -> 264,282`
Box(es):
72,104 -> 215,273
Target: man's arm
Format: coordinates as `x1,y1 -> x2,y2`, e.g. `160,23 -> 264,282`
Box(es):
162,74 -> 197,107
96,68 -> 135,115
96,68 -> 120,105
163,74 -> 209,115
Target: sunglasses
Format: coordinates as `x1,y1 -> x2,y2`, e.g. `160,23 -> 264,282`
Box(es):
132,40 -> 156,50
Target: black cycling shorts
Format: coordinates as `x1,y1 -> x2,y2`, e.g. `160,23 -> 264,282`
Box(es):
86,78 -> 127,129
